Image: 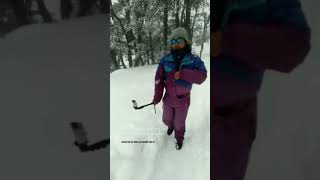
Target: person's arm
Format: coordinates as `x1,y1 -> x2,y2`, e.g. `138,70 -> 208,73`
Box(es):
179,57 -> 207,85
221,0 -> 311,73
153,60 -> 165,104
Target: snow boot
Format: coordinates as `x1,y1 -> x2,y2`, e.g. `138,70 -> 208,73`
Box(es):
167,128 -> 174,135
175,141 -> 183,150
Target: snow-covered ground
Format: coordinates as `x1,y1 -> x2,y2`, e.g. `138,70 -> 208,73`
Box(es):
0,15 -> 109,180
110,44 -> 210,180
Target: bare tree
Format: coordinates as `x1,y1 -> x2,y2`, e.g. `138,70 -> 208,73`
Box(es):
184,0 -> 191,40
200,13 -> 209,58
163,0 -> 169,49
111,48 -> 120,72
111,1 -> 134,67
148,31 -> 155,64
180,1 -> 185,26
174,0 -> 180,27
34,0 -> 53,23
190,7 -> 199,41
60,0 -> 72,19
12,0 -> 30,26
99,0 -> 110,14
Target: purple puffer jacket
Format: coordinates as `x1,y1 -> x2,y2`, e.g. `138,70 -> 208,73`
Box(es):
213,0 -> 311,108
153,53 -> 207,107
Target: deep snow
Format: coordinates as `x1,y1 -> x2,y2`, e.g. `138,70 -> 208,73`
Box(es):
110,44 -> 211,180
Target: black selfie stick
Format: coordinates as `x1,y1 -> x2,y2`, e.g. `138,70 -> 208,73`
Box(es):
70,122 -> 109,152
132,100 -> 156,114
74,139 -> 110,152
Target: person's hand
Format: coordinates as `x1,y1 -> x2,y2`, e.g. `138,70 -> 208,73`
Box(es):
174,71 -> 180,80
152,99 -> 159,105
212,31 -> 222,57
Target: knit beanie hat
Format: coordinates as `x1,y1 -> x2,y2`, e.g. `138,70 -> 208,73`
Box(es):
169,27 -> 190,43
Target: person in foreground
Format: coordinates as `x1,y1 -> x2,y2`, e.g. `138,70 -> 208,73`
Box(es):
153,27 -> 207,150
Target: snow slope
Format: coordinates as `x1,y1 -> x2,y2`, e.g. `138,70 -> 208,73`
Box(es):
110,44 -> 210,180
0,15 -> 109,180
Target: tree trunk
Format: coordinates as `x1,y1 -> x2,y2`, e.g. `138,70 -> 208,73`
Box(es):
184,0 -> 191,40
200,14 -> 209,58
12,0 -> 30,26
134,1 -> 145,67
100,0 -> 110,14
119,54 -> 127,69
35,0 -> 53,23
26,0 -> 32,10
163,0 -> 169,49
60,0 -> 72,19
110,2 -> 133,67
78,0 -> 92,17
180,2 -> 185,26
125,0 -> 131,24
190,6 -> 199,41
111,48 -> 120,70
175,0 -> 180,27
149,31 -> 155,64
125,0 -> 133,67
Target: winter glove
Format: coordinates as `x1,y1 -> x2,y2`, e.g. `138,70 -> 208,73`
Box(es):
152,98 -> 160,105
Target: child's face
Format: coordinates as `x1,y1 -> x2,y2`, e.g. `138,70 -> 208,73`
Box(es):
171,37 -> 186,50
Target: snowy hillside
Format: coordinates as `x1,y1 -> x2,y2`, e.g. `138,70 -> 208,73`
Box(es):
0,15 -> 109,180
110,44 -> 210,180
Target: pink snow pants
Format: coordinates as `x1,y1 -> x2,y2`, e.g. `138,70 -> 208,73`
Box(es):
162,101 -> 189,143
212,97 -> 257,180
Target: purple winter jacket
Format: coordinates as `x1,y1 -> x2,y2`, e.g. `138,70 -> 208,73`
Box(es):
153,53 -> 207,107
213,0 -> 311,108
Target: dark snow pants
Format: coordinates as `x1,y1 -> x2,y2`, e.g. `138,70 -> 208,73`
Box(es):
162,102 -> 189,144
213,97 -> 257,180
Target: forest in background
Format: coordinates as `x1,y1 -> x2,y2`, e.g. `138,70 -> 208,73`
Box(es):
0,0 -> 110,37
110,0 -> 210,72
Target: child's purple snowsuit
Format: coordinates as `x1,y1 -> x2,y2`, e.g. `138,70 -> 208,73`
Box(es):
153,53 -> 207,143
213,0 -> 311,180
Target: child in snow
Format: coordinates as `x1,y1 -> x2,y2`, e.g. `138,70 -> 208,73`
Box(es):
212,0 -> 311,180
152,27 -> 207,150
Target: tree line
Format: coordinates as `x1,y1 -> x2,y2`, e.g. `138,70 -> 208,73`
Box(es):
110,0 -> 210,72
0,0 -> 110,36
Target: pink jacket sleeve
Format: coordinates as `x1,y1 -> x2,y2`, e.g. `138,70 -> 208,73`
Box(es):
180,69 -> 207,85
222,23 -> 311,73
153,62 -> 165,104
180,58 -> 207,84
